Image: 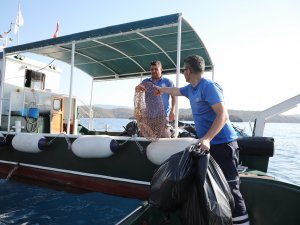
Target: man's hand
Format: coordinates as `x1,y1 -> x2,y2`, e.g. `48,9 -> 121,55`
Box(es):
135,84 -> 146,92
169,111 -> 175,122
197,138 -> 210,151
153,85 -> 162,96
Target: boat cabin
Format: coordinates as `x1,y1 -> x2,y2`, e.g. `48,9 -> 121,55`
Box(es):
0,55 -> 78,134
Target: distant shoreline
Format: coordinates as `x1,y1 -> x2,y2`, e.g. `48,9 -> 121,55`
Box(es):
78,106 -> 300,123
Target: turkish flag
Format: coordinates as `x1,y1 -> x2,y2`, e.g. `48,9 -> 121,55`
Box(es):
53,22 -> 59,38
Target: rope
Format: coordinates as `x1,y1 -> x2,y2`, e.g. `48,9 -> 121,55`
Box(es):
36,59 -> 56,72
25,117 -> 38,132
118,135 -> 144,153
134,137 -> 144,153
63,132 -> 72,150
47,132 -> 72,150
1,131 -> 11,144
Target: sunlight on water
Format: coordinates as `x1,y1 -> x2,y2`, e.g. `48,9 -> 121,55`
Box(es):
264,123 -> 300,185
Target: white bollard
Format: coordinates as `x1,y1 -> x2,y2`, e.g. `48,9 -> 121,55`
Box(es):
14,121 -> 22,133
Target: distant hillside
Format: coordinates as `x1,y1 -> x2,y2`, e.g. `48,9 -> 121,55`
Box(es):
77,105 -> 133,119
228,109 -> 300,123
78,106 -> 300,123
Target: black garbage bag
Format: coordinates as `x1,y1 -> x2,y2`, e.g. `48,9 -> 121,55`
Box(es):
180,146 -> 235,225
206,156 -> 235,213
150,144 -> 234,225
201,157 -> 234,225
179,182 -> 207,225
119,120 -> 140,136
179,148 -> 209,225
149,147 -> 196,212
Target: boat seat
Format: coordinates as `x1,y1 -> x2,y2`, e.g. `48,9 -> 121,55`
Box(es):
237,136 -> 274,157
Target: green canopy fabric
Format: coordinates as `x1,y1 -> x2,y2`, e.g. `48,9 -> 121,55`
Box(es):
1,13 -> 213,80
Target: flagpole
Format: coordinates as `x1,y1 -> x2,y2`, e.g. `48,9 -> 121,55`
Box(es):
14,0 -> 24,45
17,0 -> 20,45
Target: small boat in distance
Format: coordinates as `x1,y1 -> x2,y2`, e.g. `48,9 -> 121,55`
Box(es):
0,13 -> 299,225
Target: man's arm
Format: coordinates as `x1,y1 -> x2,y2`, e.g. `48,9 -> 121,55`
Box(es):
198,102 -> 229,150
169,95 -> 176,121
155,86 -> 182,96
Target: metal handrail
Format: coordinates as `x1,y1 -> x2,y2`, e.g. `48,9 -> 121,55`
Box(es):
76,98 -> 94,130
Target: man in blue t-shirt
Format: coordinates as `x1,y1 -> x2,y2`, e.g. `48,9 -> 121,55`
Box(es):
135,61 -> 176,137
154,55 -> 250,225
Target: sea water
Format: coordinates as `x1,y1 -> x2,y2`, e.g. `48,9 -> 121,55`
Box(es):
0,119 -> 299,224
0,180 -> 140,225
258,122 -> 300,185
232,121 -> 300,185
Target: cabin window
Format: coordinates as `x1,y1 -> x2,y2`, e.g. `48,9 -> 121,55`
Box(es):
24,69 -> 45,90
53,99 -> 62,111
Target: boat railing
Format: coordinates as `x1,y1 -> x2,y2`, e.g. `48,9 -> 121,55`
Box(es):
253,94 -> 300,136
76,98 -> 94,130
0,97 -> 11,132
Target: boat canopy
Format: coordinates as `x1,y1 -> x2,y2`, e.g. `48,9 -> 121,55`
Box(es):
1,13 -> 213,81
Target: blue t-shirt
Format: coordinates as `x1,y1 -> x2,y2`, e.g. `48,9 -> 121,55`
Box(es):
179,78 -> 237,144
142,77 -> 174,117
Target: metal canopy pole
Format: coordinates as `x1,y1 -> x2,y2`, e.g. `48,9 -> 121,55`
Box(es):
67,41 -> 75,134
0,49 -> 6,126
88,79 -> 94,130
174,13 -> 182,138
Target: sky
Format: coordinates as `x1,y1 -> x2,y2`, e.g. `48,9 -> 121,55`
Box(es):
1,0 -> 300,115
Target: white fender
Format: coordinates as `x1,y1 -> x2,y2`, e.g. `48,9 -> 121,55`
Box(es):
12,133 -> 47,153
72,135 -> 119,158
146,138 -> 198,165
